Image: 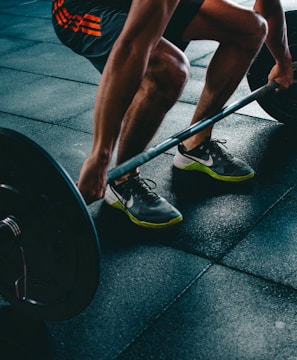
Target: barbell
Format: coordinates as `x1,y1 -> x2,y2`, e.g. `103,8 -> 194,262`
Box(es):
0,10 -> 296,322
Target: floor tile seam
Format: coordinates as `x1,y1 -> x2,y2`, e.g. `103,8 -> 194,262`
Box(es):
175,98 -> 199,107
0,66 -> 44,81
190,56 -> 213,67
215,184 -> 297,262
189,63 -> 209,69
114,262 -> 213,359
1,33 -> 60,47
253,183 -> 296,222
0,11 -> 49,20
0,64 -> 98,87
0,113 -> 94,138
0,110 -> 75,131
0,41 -> 39,57
216,261 -> 297,292
177,97 -> 255,113
176,97 -> 275,122
42,73 -> 98,87
115,260 -> 297,360
50,121 -> 93,135
0,7 -> 52,20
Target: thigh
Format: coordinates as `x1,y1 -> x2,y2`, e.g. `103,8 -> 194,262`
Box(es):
182,0 -> 259,43
164,0 -> 204,50
115,0 -> 181,54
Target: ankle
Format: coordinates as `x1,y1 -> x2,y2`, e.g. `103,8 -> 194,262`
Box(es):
114,170 -> 139,185
182,136 -> 210,152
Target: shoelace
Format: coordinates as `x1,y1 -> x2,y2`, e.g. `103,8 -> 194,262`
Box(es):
208,139 -> 233,160
117,176 -> 160,205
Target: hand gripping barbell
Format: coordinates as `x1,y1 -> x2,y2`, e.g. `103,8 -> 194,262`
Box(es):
0,10 -> 296,322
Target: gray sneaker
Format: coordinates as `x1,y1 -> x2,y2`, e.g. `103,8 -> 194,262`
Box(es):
104,175 -> 183,228
173,138 -> 255,182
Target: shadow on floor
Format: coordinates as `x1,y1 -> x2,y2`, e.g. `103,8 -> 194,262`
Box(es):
0,306 -> 54,360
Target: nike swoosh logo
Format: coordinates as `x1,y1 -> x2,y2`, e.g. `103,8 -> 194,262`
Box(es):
189,154 -> 214,167
112,188 -> 134,208
125,196 -> 134,208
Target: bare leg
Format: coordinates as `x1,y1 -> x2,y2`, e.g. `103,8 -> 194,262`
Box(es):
181,0 -> 268,149
77,0 -> 182,204
115,39 -> 189,182
78,38 -> 188,203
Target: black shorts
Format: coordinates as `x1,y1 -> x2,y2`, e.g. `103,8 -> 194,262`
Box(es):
52,0 -> 204,73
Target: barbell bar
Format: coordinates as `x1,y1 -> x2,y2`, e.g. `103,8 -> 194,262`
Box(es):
0,10 -> 296,321
107,80 -> 280,182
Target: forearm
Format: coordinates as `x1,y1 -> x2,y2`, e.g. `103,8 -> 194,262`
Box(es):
254,0 -> 292,66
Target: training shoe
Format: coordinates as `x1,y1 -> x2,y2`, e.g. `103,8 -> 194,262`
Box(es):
173,137 -> 255,182
104,175 -> 183,229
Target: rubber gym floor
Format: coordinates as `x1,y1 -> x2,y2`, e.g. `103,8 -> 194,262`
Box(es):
0,0 -> 297,359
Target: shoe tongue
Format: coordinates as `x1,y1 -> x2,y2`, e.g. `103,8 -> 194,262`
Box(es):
131,174 -> 140,181
200,137 -> 211,148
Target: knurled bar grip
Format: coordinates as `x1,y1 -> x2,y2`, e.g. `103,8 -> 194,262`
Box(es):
107,81 -> 279,183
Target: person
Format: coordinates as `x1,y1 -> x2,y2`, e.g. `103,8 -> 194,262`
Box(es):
52,0 -> 293,229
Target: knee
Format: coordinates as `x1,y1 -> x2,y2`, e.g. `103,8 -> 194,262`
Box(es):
147,49 -> 190,106
164,50 -> 190,91
244,12 -> 268,52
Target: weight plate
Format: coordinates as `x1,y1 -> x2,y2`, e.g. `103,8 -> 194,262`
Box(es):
0,128 -> 100,321
247,10 -> 297,126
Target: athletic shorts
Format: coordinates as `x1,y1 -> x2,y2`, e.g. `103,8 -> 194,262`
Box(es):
52,0 -> 204,73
